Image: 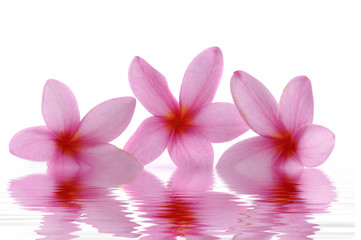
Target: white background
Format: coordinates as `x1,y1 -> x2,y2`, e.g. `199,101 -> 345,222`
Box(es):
0,1 -> 359,239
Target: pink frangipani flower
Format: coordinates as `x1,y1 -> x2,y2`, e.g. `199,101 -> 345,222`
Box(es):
124,47 -> 249,168
217,71 -> 335,171
10,79 -> 142,172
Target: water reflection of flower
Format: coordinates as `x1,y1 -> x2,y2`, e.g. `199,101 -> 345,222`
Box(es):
9,159 -> 142,240
124,169 -> 247,239
9,155 -> 336,239
217,166 -> 336,239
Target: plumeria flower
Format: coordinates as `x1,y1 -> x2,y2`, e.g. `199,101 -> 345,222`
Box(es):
125,47 -> 249,168
10,79 -> 142,172
217,71 -> 335,171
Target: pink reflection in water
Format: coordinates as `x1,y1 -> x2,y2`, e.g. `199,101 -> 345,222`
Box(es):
9,165 -> 141,239
8,160 -> 336,239
124,169 -> 247,239
217,167 -> 336,239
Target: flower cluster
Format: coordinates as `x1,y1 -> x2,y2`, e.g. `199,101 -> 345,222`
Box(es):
9,47 -> 335,175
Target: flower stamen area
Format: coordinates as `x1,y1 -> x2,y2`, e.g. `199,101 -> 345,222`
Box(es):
164,106 -> 193,134
55,131 -> 83,157
273,132 -> 298,158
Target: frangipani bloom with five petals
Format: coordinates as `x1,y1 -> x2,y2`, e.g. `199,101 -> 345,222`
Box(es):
10,79 -> 142,173
124,47 -> 249,168
217,71 -> 335,171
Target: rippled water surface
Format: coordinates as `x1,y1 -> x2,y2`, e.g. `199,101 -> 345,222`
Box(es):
1,167 -> 354,239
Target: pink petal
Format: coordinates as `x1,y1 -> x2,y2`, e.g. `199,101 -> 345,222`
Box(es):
48,144 -> 143,182
279,76 -> 314,133
272,154 -> 303,174
42,79 -> 80,135
124,116 -> 172,166
216,136 -> 278,173
179,47 -> 223,112
128,56 -> 178,117
81,144 -> 143,186
193,102 -> 249,143
47,154 -> 84,173
293,124 -> 335,167
218,161 -> 301,202
168,132 -> 214,169
9,126 -> 59,161
231,71 -> 279,137
78,97 -> 136,143
217,157 -> 276,197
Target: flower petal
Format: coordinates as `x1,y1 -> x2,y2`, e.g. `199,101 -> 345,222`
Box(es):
193,102 -> 249,143
217,158 -> 276,197
216,136 -> 278,173
128,56 -> 178,117
42,79 -> 80,135
231,71 -> 279,137
168,132 -> 214,169
78,97 -> 136,143
48,144 -> 143,183
124,116 -> 172,166
293,124 -> 335,167
9,126 -> 59,161
47,154 -> 84,173
272,154 -> 303,174
279,76 -> 314,133
80,144 -> 143,186
179,47 -> 223,112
